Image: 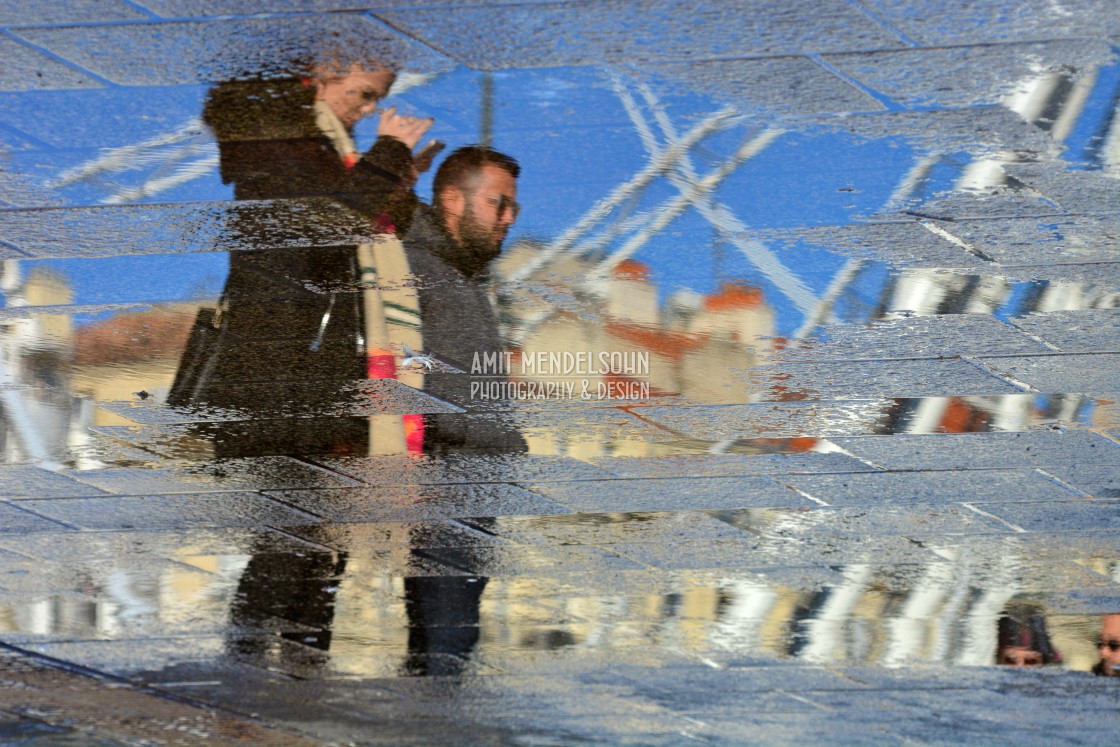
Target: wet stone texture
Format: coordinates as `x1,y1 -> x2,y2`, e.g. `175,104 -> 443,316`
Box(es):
2,0 -> 1120,745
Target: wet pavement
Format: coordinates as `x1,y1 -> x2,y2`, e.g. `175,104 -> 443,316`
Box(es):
2,0 -> 1120,744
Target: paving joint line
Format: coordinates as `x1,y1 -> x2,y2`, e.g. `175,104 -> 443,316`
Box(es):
0,28 -> 116,87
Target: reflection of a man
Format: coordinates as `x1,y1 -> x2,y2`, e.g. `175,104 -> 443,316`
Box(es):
1093,613 -> 1120,676
224,148 -> 529,676
402,145 -> 526,454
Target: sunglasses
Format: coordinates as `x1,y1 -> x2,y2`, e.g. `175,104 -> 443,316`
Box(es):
485,194 -> 521,220
1099,640 -> 1120,652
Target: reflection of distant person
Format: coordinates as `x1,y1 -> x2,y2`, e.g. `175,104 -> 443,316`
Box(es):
996,605 -> 1062,667
402,145 -> 526,453
1093,614 -> 1120,676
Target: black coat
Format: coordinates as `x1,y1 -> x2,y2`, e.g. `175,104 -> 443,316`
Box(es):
172,79 -> 419,455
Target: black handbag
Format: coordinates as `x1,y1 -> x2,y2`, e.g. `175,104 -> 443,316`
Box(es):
167,301 -> 228,408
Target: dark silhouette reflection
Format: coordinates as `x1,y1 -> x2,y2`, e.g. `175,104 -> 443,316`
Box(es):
229,523 -> 488,678
1093,613 -> 1120,677
169,55 -> 431,457
168,52 -> 526,458
996,603 -> 1062,667
403,146 -> 526,454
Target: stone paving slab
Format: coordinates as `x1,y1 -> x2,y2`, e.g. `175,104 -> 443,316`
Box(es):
376,0 -> 907,71
0,525 -> 322,563
977,352 -> 1120,394
650,56 -> 886,118
745,357 -> 1025,399
460,509 -> 751,546
16,492 -> 324,531
627,401 -> 898,440
524,475 -> 812,512
57,457 -> 361,493
1011,309 -> 1120,353
318,453 -> 620,486
0,502 -> 74,533
826,39 -> 1115,109
974,260 -> 1120,286
777,313 -> 1051,361
830,430 -> 1120,470
970,499 -> 1120,532
16,14 -> 451,86
590,451 -> 879,478
938,214 -> 1120,266
862,0 -> 1120,43
0,647 -> 320,747
1043,464 -> 1120,498
776,468 -> 1085,505
1005,161 -> 1120,215
0,465 -> 112,498
818,106 -> 1058,156
0,199 -> 377,259
0,0 -> 150,25
0,36 -> 105,91
267,484 -> 570,523
760,220 -> 988,269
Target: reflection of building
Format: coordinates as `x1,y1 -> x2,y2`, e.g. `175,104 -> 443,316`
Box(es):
0,258 -> 201,465
0,262 -> 79,466
496,249 -> 776,404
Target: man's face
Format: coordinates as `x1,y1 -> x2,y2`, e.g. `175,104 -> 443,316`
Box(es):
1099,614 -> 1120,675
315,65 -> 394,129
448,163 -> 519,263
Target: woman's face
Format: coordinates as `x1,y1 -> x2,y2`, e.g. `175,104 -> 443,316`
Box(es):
315,66 -> 395,129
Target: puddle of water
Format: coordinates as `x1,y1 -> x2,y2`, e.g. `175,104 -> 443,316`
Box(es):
1,10 -> 1119,712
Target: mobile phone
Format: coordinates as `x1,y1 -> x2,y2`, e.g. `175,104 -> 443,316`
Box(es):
414,140 -> 445,173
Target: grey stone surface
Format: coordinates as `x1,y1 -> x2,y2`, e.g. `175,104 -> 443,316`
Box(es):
830,430 -> 1120,470
972,499 -> 1120,532
936,214 -> 1120,267
16,492 -> 324,530
746,358 -> 1024,399
815,106 -> 1058,156
1005,161 -> 1120,215
16,15 -> 451,86
0,199 -> 378,259
978,352 -> 1120,394
777,468 -> 1084,505
267,483 -> 571,522
0,0 -> 150,25
0,37 -> 104,91
651,56 -> 885,118
590,451 -> 879,478
0,466 -> 111,498
59,457 -> 361,493
633,401 -> 900,440
0,502 -> 73,533
460,509 -> 751,546
760,220 -> 989,269
778,314 -> 1049,361
862,0 -> 1120,44
376,0 -> 907,71
1012,309 -> 1120,352
826,40 -> 1115,109
525,475 -> 811,512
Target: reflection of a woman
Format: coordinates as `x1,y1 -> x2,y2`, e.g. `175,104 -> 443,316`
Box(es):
996,603 -> 1062,667
172,56 -> 431,457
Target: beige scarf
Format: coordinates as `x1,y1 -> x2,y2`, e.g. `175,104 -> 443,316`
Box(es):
312,101 -> 425,455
